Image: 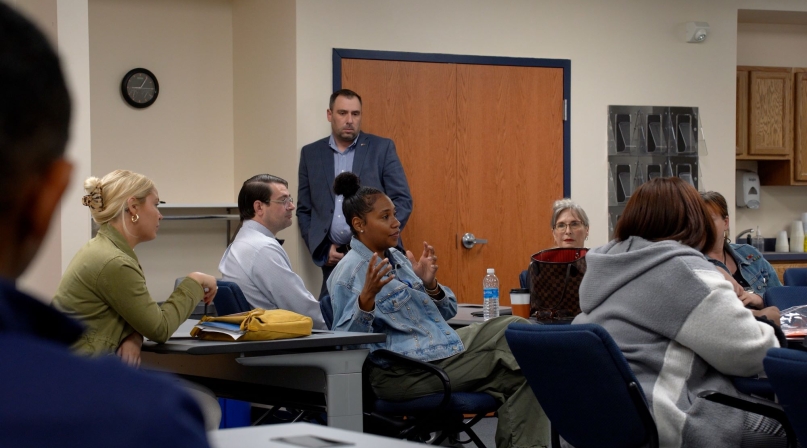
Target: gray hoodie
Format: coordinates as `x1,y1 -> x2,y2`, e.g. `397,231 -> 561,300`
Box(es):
573,236 -> 778,448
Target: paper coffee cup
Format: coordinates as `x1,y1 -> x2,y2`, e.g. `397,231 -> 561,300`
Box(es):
510,288 -> 531,319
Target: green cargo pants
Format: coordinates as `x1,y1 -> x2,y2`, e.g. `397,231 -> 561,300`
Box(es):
368,315 -> 549,448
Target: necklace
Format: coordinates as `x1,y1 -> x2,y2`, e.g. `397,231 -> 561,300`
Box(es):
722,249 -> 727,266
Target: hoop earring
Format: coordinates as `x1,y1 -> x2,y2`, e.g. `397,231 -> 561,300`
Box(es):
131,214 -> 139,223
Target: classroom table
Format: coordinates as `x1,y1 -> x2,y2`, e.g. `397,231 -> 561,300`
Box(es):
209,422 -> 423,447
447,303 -> 559,328
447,303 -> 514,328
141,320 -> 385,431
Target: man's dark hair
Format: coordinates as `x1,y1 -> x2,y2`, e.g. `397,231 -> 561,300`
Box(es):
237,174 -> 288,221
0,3 -> 71,211
615,177 -> 716,252
329,89 -> 362,110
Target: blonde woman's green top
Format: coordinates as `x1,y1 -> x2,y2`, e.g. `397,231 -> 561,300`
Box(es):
53,223 -> 203,356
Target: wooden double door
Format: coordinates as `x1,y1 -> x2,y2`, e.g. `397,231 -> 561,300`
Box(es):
342,58 -> 565,304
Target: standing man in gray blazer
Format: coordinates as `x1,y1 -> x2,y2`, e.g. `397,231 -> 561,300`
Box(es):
297,89 -> 413,298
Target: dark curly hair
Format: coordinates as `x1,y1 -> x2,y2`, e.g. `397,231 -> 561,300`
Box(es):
333,172 -> 382,237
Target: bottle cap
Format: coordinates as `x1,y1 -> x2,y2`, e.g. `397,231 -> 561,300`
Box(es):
486,268 -> 495,274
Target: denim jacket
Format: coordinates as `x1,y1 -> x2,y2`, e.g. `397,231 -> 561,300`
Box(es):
327,237 -> 464,364
707,243 -> 782,300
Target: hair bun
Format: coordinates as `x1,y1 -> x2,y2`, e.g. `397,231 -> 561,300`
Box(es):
84,176 -> 101,194
82,176 -> 104,210
334,172 -> 361,198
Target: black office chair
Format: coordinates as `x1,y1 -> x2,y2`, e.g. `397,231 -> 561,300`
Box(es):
214,281 -> 252,315
505,322 -> 658,448
320,294 -> 496,447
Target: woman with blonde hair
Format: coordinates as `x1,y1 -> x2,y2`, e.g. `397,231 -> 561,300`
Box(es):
54,170 -> 217,363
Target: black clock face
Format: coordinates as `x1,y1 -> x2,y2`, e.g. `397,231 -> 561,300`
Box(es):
121,68 -> 159,108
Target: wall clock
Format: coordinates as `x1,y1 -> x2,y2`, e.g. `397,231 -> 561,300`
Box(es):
121,68 -> 159,108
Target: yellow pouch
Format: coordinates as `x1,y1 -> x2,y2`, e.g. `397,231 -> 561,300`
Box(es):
190,308 -> 313,341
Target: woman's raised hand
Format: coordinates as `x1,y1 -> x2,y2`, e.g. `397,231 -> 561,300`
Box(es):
358,253 -> 393,312
406,241 -> 438,289
187,272 -> 218,304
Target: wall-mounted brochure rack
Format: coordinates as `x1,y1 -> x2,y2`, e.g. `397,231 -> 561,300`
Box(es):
607,106 -> 703,239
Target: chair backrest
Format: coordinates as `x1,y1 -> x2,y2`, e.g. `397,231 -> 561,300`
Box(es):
319,294 -> 334,330
214,280 -> 252,315
784,268 -> 807,287
519,269 -> 528,289
175,277 -> 216,317
765,286 -> 807,310
505,323 -> 658,448
764,347 -> 807,445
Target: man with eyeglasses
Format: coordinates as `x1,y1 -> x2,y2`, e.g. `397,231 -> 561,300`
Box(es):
297,89 -> 413,299
219,174 -> 326,329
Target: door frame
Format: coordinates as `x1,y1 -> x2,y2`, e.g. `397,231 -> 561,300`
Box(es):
332,48 -> 572,196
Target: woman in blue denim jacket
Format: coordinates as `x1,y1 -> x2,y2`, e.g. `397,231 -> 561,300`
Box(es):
327,173 -> 548,448
701,192 -> 782,308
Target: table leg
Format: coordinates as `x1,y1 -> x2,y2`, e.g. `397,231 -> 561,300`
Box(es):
237,349 -> 369,431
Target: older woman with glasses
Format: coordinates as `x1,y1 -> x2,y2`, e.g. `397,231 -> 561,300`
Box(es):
551,198 -> 589,248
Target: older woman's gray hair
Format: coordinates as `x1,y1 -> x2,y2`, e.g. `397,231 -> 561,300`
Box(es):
551,198 -> 590,229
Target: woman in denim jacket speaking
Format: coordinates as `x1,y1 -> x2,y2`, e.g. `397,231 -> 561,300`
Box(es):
701,191 -> 782,309
327,172 -> 549,448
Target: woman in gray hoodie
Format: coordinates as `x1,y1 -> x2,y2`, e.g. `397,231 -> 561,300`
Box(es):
573,177 -> 784,448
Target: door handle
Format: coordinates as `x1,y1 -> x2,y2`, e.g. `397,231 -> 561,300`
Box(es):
461,233 -> 488,249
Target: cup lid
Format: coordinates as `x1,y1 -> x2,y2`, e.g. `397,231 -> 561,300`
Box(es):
510,288 -> 529,293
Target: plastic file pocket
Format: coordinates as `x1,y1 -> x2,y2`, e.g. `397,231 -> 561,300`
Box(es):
607,106 -> 703,239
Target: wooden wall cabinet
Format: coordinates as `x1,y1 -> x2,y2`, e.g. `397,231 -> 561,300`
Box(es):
737,66 -> 807,185
737,69 -> 749,156
796,70 -> 807,181
748,67 -> 792,157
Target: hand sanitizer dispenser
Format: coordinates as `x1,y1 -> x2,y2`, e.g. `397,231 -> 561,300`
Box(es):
736,170 -> 760,209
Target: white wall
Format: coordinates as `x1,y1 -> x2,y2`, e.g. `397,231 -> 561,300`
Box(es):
736,21 -> 807,239
87,0 -> 234,300
88,0 -> 234,203
232,0 -> 300,270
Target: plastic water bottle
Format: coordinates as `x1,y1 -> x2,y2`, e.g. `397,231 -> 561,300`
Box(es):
483,268 -> 500,320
